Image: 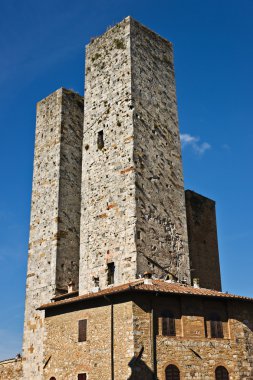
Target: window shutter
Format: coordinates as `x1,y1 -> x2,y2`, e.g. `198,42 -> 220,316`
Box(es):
162,312 -> 176,336
210,320 -> 216,337
78,319 -> 87,342
169,317 -> 176,336
162,317 -> 168,335
217,320 -> 223,338
210,317 -> 223,338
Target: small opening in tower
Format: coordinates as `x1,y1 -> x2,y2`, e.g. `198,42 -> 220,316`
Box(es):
97,130 -> 104,150
93,276 -> 99,288
107,262 -> 115,285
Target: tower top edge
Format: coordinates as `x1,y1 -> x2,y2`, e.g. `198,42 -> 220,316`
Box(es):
36,87 -> 83,106
85,16 -> 173,48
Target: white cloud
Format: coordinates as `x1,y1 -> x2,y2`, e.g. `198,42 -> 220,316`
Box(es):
180,133 -> 211,155
222,144 -> 231,151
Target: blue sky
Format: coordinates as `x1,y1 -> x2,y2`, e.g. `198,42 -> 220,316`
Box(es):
0,0 -> 253,360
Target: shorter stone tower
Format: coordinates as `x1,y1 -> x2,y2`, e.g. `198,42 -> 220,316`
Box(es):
22,89 -> 83,379
185,190 -> 222,291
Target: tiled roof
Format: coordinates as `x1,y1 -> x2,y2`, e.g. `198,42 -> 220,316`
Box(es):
38,279 -> 253,310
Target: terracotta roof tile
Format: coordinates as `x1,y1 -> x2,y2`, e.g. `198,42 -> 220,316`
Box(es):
38,279 -> 253,310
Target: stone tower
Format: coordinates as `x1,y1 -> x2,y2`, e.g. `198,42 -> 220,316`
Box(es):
79,17 -> 190,293
22,88 -> 83,379
185,190 -> 222,291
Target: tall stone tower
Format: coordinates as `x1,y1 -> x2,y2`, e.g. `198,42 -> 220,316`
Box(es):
79,17 -> 190,293
22,89 -> 83,379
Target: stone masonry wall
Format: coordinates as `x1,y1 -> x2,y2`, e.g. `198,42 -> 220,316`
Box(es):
43,301 -> 134,380
0,358 -> 22,380
41,295 -> 253,380
79,17 -> 135,292
185,190 -> 221,290
133,294 -> 253,380
130,18 -> 190,282
79,17 -> 190,293
23,88 -> 83,379
56,90 -> 84,290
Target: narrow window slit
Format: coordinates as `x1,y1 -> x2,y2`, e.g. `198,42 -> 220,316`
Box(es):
107,262 -> 115,285
97,130 -> 104,150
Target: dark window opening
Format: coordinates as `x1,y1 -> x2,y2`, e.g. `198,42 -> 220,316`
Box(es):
78,374 -> 87,380
165,364 -> 180,380
97,130 -> 104,150
215,366 -> 229,380
162,311 -> 176,336
93,276 -> 99,287
107,262 -> 115,285
209,313 -> 223,338
50,378 -> 56,380
78,319 -> 87,342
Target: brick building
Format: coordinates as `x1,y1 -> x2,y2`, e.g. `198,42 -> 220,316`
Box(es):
0,16 -> 253,380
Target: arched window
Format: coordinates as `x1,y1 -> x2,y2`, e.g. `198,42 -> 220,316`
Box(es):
49,377 -> 56,380
162,311 -> 176,336
215,366 -> 229,380
210,313 -> 223,338
165,364 -> 180,380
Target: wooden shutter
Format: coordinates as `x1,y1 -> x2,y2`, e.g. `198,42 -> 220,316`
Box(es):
162,317 -> 169,335
169,317 -> 176,336
211,319 -> 223,338
216,320 -> 223,338
78,319 -> 87,342
210,320 -> 217,337
162,312 -> 176,336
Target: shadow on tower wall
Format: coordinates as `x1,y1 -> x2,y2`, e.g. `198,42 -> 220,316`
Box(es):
127,346 -> 155,380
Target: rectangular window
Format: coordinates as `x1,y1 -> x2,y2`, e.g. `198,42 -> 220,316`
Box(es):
97,130 -> 104,150
78,374 -> 87,380
162,317 -> 176,336
78,319 -> 87,342
107,262 -> 115,285
210,320 -> 223,338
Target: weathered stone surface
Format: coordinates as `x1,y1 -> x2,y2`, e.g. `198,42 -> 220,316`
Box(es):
43,301 -> 134,380
0,358 -> 22,380
23,88 -> 83,379
41,292 -> 253,379
131,19 -> 189,283
79,16 -> 190,294
185,190 -> 222,291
